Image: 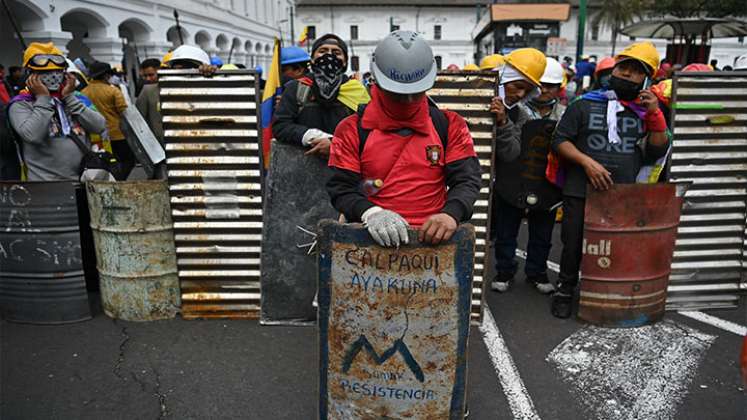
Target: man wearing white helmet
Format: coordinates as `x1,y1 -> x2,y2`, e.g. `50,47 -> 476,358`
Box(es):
491,57 -> 566,294
327,30 -> 481,248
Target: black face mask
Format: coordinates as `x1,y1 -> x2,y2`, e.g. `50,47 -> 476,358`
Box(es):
608,75 -> 642,101
311,53 -> 344,102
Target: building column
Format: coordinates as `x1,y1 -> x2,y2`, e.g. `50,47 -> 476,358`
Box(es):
84,37 -> 125,66
21,31 -> 74,55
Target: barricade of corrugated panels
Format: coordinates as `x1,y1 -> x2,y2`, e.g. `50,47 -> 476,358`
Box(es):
159,69 -> 263,319
667,71 -> 747,310
431,72 -> 498,323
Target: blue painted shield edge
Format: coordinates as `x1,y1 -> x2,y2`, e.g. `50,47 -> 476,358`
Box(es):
317,220 -> 475,420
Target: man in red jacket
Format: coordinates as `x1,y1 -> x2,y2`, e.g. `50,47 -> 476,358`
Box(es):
326,30 -> 482,247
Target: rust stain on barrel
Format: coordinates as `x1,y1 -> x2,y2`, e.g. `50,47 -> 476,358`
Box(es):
579,184 -> 683,327
87,180 -> 180,321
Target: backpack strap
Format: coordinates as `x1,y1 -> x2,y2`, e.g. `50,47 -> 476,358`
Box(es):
295,80 -> 313,112
428,104 -> 449,150
356,102 -> 450,158
356,104 -> 369,157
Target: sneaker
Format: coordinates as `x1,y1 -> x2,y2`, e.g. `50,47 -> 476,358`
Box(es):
464,404 -> 470,418
551,290 -> 573,318
490,272 -> 514,293
527,273 -> 555,294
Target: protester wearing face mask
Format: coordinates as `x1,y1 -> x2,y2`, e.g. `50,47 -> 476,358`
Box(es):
7,42 -> 105,181
550,42 -> 670,319
489,48 -> 548,164
272,34 -> 370,158
82,61 -> 133,180
491,57 -> 566,294
326,30 -> 481,248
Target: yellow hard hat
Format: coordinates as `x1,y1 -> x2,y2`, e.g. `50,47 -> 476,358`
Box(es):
504,48 -> 547,87
161,51 -> 173,68
463,63 -> 480,71
23,42 -> 66,71
615,42 -> 660,76
479,54 -> 505,70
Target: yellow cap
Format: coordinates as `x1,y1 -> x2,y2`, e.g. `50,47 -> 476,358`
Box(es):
221,63 -> 239,70
504,48 -> 547,87
23,42 -> 66,71
615,42 -> 660,75
463,63 -> 480,71
479,54 -> 505,70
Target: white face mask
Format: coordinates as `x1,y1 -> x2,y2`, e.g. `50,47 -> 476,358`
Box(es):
499,83 -> 541,109
38,71 -> 65,92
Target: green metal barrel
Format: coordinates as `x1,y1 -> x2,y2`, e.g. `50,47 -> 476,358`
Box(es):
87,180 -> 179,321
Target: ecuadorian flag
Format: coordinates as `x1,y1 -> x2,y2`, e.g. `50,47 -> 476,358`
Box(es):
260,38 -> 282,169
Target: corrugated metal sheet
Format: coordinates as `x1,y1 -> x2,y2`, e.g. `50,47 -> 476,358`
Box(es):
431,72 -> 497,323
159,69 -> 263,319
667,71 -> 747,310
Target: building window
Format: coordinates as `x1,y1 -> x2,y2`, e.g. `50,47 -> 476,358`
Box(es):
591,25 -> 599,41
435,55 -> 442,70
434,25 -> 442,40
308,25 -> 316,40
351,56 -> 360,72
350,25 -> 358,40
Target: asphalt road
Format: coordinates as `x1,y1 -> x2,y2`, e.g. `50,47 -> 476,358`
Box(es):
1,222 -> 745,420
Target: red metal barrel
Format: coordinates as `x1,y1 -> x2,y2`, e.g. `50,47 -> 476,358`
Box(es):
578,183 -> 683,327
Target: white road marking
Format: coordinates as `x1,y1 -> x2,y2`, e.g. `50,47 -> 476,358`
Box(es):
480,309 -> 541,420
677,311 -> 747,336
547,320 -> 715,420
514,249 -> 560,274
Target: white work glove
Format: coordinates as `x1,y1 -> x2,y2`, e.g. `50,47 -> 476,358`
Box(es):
362,206 -> 410,248
301,128 -> 333,146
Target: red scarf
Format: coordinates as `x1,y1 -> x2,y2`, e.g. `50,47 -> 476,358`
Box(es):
361,85 -> 431,134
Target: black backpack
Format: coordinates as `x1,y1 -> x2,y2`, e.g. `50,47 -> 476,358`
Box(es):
355,102 -> 449,157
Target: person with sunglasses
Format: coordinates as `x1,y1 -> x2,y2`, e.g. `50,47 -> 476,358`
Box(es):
7,42 -> 105,181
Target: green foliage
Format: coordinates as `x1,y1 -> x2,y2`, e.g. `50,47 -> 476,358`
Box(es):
647,0 -> 747,18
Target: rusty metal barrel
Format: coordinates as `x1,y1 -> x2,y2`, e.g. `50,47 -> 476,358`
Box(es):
578,183 -> 683,327
0,182 -> 91,324
86,180 -> 180,321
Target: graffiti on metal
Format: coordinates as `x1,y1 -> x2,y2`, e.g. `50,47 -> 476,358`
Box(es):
580,184 -> 682,327
318,221 -> 474,420
0,182 -> 91,324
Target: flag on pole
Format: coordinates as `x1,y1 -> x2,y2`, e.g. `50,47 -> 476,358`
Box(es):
298,26 -> 309,46
260,38 -> 282,169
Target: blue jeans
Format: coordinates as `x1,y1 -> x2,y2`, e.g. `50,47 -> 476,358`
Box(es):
492,195 -> 558,277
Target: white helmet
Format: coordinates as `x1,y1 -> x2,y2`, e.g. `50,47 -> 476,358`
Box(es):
540,57 -> 565,85
371,30 -> 437,94
735,54 -> 747,71
65,58 -> 83,76
166,45 -> 210,66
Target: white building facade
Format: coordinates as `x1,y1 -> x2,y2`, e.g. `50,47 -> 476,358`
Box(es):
296,1 -> 746,72
0,0 -> 294,72
295,0 -> 479,75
